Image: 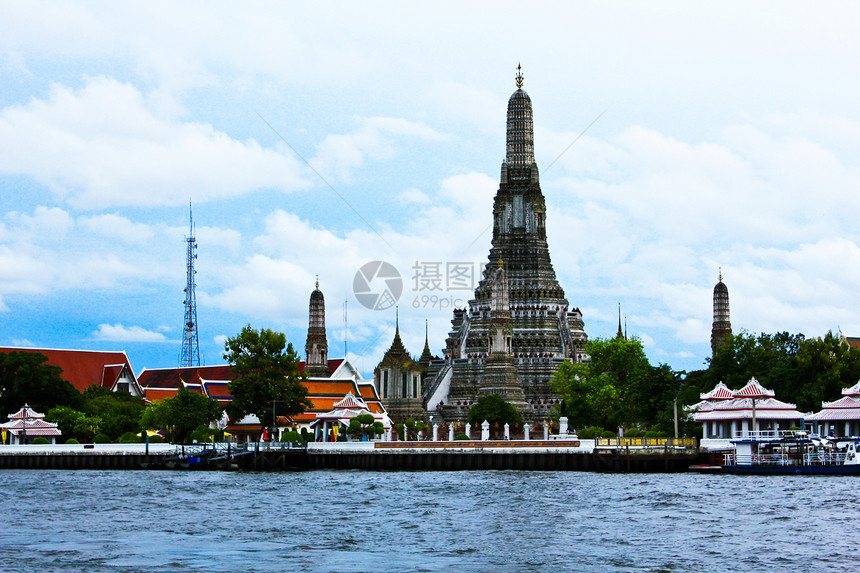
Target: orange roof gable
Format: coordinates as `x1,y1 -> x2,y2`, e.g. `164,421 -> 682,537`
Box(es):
0,347 -> 137,393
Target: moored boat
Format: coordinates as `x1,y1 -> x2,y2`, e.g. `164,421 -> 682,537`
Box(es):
722,430 -> 860,475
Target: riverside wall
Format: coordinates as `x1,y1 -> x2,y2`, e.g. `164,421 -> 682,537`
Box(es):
0,440 -> 702,472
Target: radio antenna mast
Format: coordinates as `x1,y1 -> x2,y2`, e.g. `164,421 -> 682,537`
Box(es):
180,202 -> 201,367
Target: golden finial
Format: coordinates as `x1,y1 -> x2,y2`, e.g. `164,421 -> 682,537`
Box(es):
515,63 -> 524,89
498,255 -> 504,268
315,274 -> 319,290
718,267 -> 722,282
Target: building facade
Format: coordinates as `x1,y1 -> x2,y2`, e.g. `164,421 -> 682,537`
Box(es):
374,315 -> 424,423
424,67 -> 588,423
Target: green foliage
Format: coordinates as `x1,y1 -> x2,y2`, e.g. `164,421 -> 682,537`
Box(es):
64,438 -> 80,444
347,413 -> 383,440
690,330 -> 860,412
118,431 -> 142,443
93,433 -> 110,443
73,414 -> 102,442
600,430 -> 617,438
189,425 -> 213,443
394,423 -> 405,440
625,428 -> 644,438
0,351 -> 83,417
455,433 -> 469,441
224,325 -> 313,429
81,385 -> 145,440
283,430 -> 302,442
32,437 -> 49,444
577,426 -> 606,439
466,395 -> 524,429
140,387 -> 223,443
46,406 -> 87,438
402,417 -> 429,440
552,337 -> 679,431
148,434 -> 164,444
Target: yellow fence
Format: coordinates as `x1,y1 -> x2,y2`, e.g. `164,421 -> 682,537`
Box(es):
597,437 -> 696,448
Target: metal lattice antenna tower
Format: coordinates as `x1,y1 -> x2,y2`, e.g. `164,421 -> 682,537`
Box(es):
180,203 -> 201,367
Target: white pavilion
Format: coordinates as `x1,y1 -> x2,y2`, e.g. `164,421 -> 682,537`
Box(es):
806,380 -> 860,437
0,404 -> 62,445
690,379 -> 804,441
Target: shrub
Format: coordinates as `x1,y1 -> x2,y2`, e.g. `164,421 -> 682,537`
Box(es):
32,437 -> 50,445
600,430 -> 617,439
578,426 -> 604,439
118,431 -> 141,443
148,434 -> 164,444
283,430 -> 302,442
455,434 -> 470,441
625,428 -> 643,438
93,433 -> 111,443
643,430 -> 658,438
65,438 -> 80,445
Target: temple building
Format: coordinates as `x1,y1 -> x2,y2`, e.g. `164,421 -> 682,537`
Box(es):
424,66 -> 588,422
711,270 -> 732,357
374,311 -> 425,423
140,281 -> 389,441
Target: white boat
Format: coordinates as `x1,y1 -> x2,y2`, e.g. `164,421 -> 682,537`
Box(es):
722,430 -> 860,475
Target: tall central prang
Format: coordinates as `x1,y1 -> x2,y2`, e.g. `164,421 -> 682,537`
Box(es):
424,66 -> 588,423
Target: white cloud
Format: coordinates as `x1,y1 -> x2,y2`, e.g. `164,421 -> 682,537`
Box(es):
311,116 -> 447,183
92,323 -> 168,342
0,77 -> 308,209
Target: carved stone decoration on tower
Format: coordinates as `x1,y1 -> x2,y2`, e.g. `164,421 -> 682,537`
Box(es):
305,278 -> 330,378
424,66 -> 588,423
711,270 -> 732,357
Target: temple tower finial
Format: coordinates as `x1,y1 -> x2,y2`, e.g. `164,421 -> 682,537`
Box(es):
515,63 -> 524,89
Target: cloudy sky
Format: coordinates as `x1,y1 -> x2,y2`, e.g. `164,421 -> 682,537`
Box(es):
2,1 -> 860,377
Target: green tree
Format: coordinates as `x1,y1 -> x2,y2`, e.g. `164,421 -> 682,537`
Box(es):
0,351 -> 82,417
82,385 -> 145,440
140,387 -> 223,443
467,394 -> 524,429
695,330 -> 860,413
795,332 -> 860,412
552,337 -> 653,430
348,413 -> 384,440
223,325 -> 313,431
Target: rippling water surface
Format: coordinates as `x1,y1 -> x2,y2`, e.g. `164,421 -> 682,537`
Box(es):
0,469 -> 857,572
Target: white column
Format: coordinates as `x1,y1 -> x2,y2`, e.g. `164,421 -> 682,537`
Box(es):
465,423 -> 471,440
559,417 -> 569,435
543,423 -> 549,440
433,423 -> 439,441
481,420 -> 490,441
448,425 -> 455,441
503,423 -> 510,439
524,423 -> 530,440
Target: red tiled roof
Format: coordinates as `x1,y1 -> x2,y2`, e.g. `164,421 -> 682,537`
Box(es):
732,378 -> 775,399
0,347 -> 136,393
139,365 -> 234,390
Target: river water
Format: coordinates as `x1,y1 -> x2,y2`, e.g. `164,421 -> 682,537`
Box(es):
0,469 -> 856,572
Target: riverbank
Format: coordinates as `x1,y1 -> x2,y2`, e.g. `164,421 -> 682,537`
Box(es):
0,438 -> 701,472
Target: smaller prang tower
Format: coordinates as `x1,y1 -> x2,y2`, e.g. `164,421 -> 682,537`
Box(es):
305,278 -> 330,378
180,203 -> 201,367
711,269 -> 732,357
